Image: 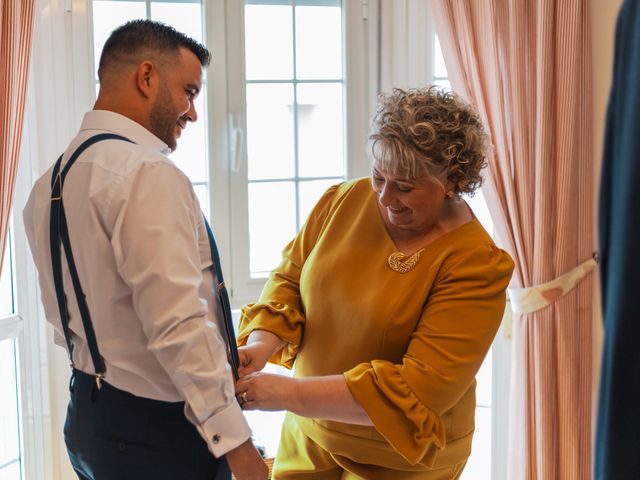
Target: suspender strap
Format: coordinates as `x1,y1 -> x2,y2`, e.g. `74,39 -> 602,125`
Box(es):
203,215 -> 240,381
50,133 -> 133,384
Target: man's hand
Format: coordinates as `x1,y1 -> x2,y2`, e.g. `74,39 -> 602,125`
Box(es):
225,438 -> 269,480
237,343 -> 270,377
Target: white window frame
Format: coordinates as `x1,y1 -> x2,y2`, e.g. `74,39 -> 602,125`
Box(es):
207,0 -> 372,305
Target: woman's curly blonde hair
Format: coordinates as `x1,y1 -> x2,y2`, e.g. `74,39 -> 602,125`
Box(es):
369,86 -> 489,196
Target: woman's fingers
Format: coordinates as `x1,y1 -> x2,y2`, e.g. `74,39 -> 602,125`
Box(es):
235,373 -> 295,412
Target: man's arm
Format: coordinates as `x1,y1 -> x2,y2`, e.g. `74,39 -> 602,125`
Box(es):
109,160 -> 264,475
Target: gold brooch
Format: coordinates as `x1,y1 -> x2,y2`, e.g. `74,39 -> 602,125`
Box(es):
387,249 -> 424,273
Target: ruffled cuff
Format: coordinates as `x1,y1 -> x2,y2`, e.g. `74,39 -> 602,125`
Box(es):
238,302 -> 305,369
344,361 -> 446,466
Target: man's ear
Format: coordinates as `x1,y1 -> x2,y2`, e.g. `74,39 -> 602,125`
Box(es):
136,61 -> 157,99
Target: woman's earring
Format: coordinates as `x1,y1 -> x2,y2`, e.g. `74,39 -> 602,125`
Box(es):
445,190 -> 455,199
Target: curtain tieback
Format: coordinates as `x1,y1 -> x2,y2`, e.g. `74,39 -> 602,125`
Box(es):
508,253 -> 599,314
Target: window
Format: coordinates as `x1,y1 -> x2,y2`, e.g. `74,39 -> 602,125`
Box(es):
91,0 -> 211,217
1,76 -> 61,478
0,228 -> 22,480
242,0 -> 345,277
433,35 -> 451,90
222,0 -> 352,302
87,0 -> 350,302
0,230 -> 15,318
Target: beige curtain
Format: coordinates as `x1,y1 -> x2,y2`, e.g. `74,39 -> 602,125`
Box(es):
429,1 -> 594,479
377,0 -> 433,92
0,0 -> 35,276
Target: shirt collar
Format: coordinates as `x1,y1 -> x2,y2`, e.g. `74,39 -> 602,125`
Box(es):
80,110 -> 172,156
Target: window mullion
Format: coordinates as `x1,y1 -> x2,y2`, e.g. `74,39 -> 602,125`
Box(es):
291,1 -> 301,231
0,315 -> 23,342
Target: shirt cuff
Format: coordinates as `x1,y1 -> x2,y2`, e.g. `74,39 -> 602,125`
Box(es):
195,400 -> 252,457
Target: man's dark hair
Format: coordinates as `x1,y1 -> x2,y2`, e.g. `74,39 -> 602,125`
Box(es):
98,19 -> 211,80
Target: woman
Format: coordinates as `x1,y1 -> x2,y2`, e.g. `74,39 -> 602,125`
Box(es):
236,87 -> 514,479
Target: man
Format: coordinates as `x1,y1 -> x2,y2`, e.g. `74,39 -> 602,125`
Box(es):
23,20 -> 268,480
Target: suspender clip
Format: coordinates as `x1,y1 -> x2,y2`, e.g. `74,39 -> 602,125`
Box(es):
51,172 -> 63,201
95,373 -> 104,390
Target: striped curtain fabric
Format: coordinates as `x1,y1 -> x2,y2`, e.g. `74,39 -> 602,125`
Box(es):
429,1 -> 594,479
0,0 -> 35,276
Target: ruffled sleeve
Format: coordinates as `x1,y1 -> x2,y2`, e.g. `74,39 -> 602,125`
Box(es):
238,183 -> 342,368
344,244 -> 514,465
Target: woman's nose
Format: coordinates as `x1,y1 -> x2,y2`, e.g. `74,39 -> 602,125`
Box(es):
378,183 -> 393,206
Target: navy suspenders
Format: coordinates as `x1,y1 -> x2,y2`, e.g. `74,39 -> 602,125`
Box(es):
50,134 -> 133,388
50,133 -> 240,389
203,217 -> 240,381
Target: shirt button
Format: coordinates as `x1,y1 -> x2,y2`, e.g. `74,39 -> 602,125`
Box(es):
118,442 -> 127,453
212,434 -> 221,444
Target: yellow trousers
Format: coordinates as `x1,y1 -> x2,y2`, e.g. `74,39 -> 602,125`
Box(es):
272,415 -> 466,480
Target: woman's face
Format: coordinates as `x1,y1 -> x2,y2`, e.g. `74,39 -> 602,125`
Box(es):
372,167 -> 450,235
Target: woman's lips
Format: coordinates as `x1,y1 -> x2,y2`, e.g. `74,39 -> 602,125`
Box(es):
388,205 -> 408,214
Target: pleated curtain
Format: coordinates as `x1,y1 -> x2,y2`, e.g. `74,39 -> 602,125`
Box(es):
429,1 -> 594,479
0,0 -> 36,277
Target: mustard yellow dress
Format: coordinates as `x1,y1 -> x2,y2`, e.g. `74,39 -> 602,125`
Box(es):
239,178 -> 514,479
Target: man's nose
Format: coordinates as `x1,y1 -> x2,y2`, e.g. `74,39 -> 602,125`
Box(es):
186,102 -> 197,123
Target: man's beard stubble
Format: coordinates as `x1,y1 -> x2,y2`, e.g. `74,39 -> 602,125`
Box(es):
149,81 -> 179,152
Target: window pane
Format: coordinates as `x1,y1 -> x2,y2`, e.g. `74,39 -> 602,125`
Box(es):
168,93 -> 208,183
151,2 -> 203,42
298,179 -> 339,226
297,83 -> 344,178
465,189 -> 494,236
245,5 -> 293,80
193,184 -> 209,220
246,84 -> 295,180
0,233 -> 14,318
295,5 -> 342,79
0,462 -> 20,480
475,348 -> 492,407
92,1 -> 146,79
434,35 -> 448,79
433,78 -> 451,90
460,406 -> 491,480
0,339 -> 21,479
249,182 -> 296,275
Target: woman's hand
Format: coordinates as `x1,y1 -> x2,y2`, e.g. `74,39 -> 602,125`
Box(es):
236,373 -> 374,425
236,372 -> 298,412
238,330 -> 287,377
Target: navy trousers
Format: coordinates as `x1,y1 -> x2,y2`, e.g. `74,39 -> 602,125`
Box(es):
64,370 -> 228,480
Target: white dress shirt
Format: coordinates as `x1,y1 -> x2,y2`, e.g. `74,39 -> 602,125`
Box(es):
23,110 -> 251,457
